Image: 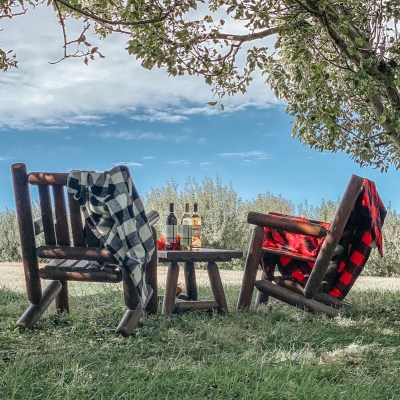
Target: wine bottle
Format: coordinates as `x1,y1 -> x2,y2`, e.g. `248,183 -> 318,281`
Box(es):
191,202 -> 201,249
165,202 -> 178,250
180,203 -> 192,250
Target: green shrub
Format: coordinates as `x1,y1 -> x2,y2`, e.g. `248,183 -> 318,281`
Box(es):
364,206 -> 400,276
0,208 -> 21,262
1,177 -> 399,276
0,203 -> 42,262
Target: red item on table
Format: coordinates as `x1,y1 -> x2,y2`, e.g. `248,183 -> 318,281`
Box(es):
157,234 -> 181,250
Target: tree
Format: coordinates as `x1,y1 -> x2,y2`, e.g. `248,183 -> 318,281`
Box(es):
2,1 -> 400,170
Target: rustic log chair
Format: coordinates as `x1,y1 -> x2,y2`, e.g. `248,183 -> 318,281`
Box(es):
237,174 -> 366,318
12,163 -> 159,336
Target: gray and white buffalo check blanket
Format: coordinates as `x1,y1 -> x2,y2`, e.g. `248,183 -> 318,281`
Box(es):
67,166 -> 155,306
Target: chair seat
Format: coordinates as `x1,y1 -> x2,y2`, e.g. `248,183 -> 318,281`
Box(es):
262,246 -> 317,263
39,259 -> 122,282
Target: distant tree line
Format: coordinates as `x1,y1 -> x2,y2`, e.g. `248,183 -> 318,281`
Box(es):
1,176 -> 399,276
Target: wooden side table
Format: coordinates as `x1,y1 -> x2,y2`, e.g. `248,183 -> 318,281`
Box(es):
158,248 -> 243,315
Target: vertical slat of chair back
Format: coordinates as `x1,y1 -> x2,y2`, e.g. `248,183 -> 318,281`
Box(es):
68,193 -> 86,247
120,165 -> 141,199
304,174 -> 364,298
11,163 -> 42,304
52,185 -> 71,247
51,184 -> 71,312
38,185 -> 56,245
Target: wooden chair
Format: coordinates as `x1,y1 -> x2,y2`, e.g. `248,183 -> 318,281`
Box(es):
12,163 -> 159,336
237,174 -> 368,317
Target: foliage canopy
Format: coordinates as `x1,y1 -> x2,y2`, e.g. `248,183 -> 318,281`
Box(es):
2,0 -> 400,169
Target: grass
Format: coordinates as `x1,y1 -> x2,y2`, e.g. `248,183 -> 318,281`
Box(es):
1,266 -> 400,399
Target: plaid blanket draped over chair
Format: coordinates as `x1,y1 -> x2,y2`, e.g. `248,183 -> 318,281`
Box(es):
262,179 -> 387,299
67,166 -> 155,306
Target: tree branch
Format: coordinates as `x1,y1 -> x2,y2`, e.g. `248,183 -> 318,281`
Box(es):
54,0 -> 175,26
205,27 -> 280,43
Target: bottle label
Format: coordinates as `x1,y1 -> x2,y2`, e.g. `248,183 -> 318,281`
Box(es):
192,225 -> 201,248
165,225 -> 177,246
180,225 -> 192,247
192,225 -> 201,236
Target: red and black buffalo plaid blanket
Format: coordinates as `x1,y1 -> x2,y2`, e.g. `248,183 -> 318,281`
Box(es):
262,179 -> 387,299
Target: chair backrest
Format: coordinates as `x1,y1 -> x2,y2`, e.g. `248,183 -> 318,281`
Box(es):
303,174 -> 364,298
12,163 -> 157,304
13,163 -> 69,303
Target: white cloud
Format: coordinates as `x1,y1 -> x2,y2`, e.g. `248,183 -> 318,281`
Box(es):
166,160 -> 191,165
98,130 -> 190,143
142,156 -> 155,160
174,135 -> 190,143
0,5 -> 279,130
98,131 -> 166,141
114,162 -> 143,167
218,151 -> 271,160
130,110 -> 188,123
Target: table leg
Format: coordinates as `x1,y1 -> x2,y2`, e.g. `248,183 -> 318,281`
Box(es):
184,261 -> 198,300
162,261 -> 179,315
207,261 -> 228,315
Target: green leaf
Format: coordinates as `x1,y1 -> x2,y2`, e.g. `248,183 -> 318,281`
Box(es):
347,47 -> 356,56
355,37 -> 364,47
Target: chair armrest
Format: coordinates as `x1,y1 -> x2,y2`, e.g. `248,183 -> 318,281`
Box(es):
33,217 -> 44,236
37,245 -> 115,262
146,210 -> 159,226
33,211 -> 56,236
247,211 -> 328,238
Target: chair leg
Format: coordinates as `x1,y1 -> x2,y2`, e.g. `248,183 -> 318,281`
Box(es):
116,305 -> 143,337
116,282 -> 154,337
255,290 -> 269,306
122,269 -> 141,309
145,226 -> 158,315
255,269 -> 269,306
254,279 -> 339,318
17,280 -> 63,329
237,226 -> 265,310
207,261 -> 228,315
116,270 -> 142,336
55,281 -> 69,314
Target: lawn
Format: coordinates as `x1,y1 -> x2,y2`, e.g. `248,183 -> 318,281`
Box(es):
1,263 -> 400,400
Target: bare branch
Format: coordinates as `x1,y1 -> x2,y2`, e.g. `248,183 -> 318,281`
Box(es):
50,0 -> 104,65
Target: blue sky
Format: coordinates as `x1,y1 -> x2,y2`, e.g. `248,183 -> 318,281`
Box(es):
0,6 -> 399,212
1,106 -> 399,213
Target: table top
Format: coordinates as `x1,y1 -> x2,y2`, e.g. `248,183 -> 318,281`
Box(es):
157,248 -> 243,263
